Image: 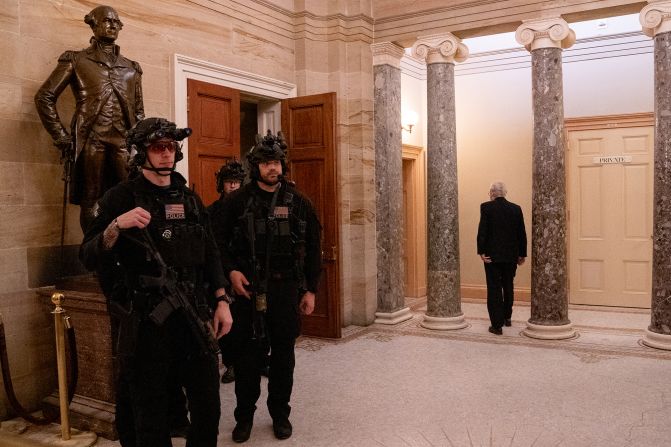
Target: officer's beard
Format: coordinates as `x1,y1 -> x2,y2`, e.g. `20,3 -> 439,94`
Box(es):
258,172 -> 283,187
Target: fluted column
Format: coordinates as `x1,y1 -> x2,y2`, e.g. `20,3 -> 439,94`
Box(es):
640,1 -> 671,350
515,18 -> 576,340
411,34 -> 468,330
372,42 -> 412,325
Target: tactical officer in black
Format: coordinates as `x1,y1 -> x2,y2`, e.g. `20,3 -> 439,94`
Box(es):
80,117 -> 233,447
209,159 -> 246,384
211,131 -> 321,443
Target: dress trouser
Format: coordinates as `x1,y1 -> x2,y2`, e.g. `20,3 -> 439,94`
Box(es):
484,262 -> 518,329
116,312 -> 220,447
230,279 -> 300,423
76,126 -> 129,231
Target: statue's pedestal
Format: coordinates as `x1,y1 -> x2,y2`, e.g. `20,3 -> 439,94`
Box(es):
38,274 -> 118,440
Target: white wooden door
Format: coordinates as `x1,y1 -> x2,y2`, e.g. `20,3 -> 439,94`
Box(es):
568,126 -> 653,308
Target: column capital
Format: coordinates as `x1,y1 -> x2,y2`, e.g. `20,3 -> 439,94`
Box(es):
411,33 -> 469,64
371,42 -> 405,68
640,1 -> 671,37
515,17 -> 576,51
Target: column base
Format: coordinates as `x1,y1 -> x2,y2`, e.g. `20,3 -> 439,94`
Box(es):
641,329 -> 671,350
420,313 -> 468,331
374,307 -> 413,325
522,321 -> 576,340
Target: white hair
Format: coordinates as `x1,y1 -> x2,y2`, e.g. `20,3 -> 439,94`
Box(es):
489,181 -> 507,198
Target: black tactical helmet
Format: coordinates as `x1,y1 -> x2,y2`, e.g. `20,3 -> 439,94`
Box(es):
246,130 -> 288,180
127,117 -> 192,167
215,159 -> 246,193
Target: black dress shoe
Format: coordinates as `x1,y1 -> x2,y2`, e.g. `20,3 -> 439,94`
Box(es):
272,418 -> 292,440
232,421 -> 253,443
488,326 -> 503,335
504,319 -> 512,327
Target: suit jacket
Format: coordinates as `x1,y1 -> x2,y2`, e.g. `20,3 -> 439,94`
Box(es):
34,39 -> 144,204
477,197 -> 527,263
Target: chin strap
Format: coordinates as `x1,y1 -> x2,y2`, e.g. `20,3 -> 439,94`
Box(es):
143,159 -> 175,176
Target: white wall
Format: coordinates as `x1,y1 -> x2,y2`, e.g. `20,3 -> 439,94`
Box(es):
400,18 -> 654,297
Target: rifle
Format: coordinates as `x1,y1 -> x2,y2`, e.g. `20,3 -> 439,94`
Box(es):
244,209 -> 269,349
58,139 -> 75,271
126,229 -> 220,356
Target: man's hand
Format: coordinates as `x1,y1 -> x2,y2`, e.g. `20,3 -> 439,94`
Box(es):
55,134 -> 73,153
517,257 -> 526,266
299,291 -> 315,315
480,254 -> 492,264
229,270 -> 251,298
117,207 -> 151,229
213,301 -> 233,338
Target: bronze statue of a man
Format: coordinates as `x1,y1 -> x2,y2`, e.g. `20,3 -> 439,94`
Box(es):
35,5 -> 144,231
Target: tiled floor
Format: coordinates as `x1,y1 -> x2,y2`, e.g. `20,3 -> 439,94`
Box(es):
4,299 -> 670,446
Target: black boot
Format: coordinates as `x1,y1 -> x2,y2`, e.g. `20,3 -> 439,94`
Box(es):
232,420 -> 253,443
272,418 -> 292,440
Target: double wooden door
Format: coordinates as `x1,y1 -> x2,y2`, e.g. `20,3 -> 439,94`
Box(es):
187,81 -> 340,337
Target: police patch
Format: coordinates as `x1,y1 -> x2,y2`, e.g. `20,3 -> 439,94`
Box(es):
273,206 -> 289,218
165,203 -> 185,220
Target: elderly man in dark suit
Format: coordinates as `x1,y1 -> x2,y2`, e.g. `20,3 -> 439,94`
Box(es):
477,181 -> 527,335
35,5 -> 144,231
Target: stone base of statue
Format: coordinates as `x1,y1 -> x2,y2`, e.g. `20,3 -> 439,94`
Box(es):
38,274 -> 118,440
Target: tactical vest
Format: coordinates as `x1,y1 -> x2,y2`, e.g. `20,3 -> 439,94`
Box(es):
133,186 -> 206,275
244,187 -> 307,281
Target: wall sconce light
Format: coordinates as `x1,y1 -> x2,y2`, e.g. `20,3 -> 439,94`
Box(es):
402,109 -> 419,134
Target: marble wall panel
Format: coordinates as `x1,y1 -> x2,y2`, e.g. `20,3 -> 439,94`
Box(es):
143,100 -> 171,120
140,64 -> 170,104
232,27 -> 294,75
0,31 -> 21,79
0,119 -> 59,164
0,0 -> 19,34
18,1 -> 84,48
0,161 -> 23,205
0,204 -> 61,249
0,248 -> 28,293
0,81 -> 21,119
23,162 -> 62,206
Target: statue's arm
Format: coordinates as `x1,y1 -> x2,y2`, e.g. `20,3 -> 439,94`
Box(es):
34,51 -> 76,147
132,61 -> 145,121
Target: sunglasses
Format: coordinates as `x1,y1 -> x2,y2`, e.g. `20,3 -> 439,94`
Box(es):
148,142 -> 179,154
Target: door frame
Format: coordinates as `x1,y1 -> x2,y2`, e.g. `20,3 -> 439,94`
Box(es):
401,145 -> 427,298
171,53 -> 297,181
565,112 -> 654,307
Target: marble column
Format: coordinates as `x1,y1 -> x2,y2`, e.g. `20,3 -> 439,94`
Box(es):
640,1 -> 671,350
411,34 -> 468,330
515,18 -> 576,340
372,42 -> 412,325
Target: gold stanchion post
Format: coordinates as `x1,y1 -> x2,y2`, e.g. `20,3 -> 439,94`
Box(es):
51,292 -> 70,441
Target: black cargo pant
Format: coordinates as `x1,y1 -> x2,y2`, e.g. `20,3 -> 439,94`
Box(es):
484,262 -> 518,329
230,279 -> 301,423
115,311 -> 220,447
